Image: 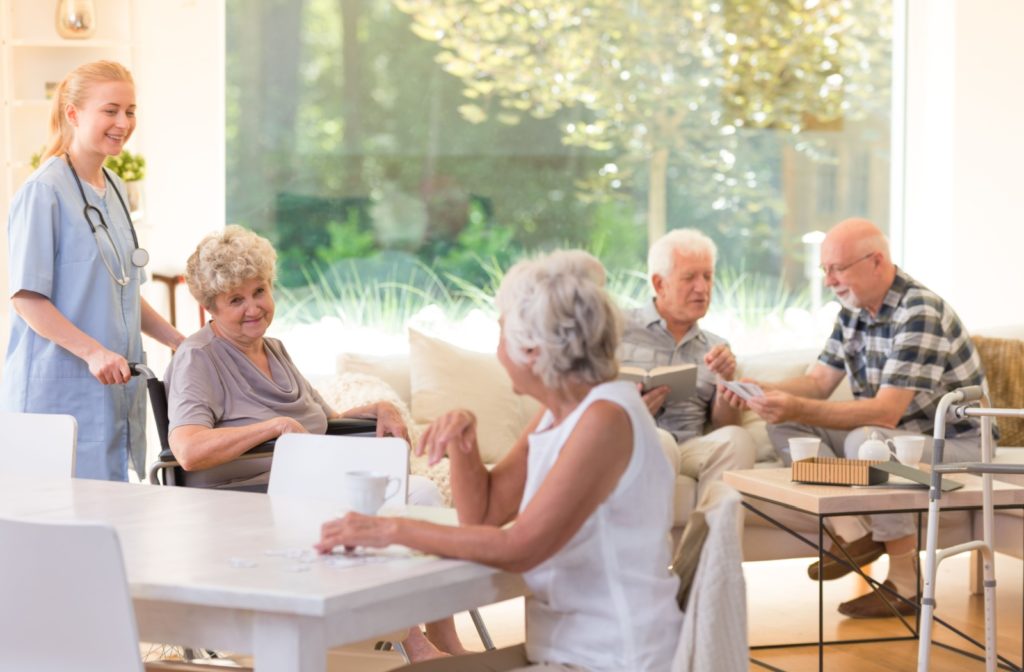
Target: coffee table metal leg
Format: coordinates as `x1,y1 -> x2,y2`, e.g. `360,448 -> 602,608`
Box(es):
744,498 -> 1024,670
819,514 -> 825,671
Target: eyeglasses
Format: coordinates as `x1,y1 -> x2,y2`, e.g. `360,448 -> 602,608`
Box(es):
820,252 -> 874,278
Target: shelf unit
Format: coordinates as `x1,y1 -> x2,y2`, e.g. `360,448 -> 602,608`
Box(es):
1,0 -> 138,214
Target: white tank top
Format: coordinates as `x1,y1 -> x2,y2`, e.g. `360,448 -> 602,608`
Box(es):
520,380 -> 682,671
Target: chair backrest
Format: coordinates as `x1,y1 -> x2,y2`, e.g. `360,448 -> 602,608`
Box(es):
0,411 -> 77,477
268,434 -> 410,507
0,517 -> 143,672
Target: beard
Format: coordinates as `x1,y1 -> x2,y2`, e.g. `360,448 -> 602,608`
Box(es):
834,288 -> 862,312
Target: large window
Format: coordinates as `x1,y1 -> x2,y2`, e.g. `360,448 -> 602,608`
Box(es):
226,0 -> 894,358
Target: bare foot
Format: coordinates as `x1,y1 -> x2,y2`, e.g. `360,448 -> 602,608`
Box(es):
425,617 -> 473,655
403,627 -> 450,662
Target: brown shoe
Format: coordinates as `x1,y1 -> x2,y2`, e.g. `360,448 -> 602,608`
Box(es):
807,533 -> 885,581
838,580 -> 917,618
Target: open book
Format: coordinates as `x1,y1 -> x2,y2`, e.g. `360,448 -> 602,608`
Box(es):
619,363 -> 698,404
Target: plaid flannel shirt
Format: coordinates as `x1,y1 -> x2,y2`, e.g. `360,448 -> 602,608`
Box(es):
818,268 -> 990,438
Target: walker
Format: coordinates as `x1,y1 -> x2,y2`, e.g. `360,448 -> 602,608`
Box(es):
918,386 -> 1024,671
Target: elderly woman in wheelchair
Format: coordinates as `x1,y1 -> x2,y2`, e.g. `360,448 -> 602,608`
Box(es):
166,225 -> 468,659
165,225 -> 411,484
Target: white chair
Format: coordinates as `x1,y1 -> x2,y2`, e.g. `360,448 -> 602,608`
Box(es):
269,433 -> 496,656
0,516 -> 250,672
0,411 -> 76,477
269,434 -> 410,506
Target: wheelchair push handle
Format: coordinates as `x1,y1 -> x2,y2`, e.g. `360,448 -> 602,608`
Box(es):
128,361 -> 173,456
128,362 -> 156,380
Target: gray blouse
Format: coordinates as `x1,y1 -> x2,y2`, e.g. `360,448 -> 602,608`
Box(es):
165,323 -> 333,433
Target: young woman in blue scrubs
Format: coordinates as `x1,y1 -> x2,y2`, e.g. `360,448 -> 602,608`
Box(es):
1,61 -> 184,481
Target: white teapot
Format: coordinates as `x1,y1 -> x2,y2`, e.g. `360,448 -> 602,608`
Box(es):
858,431 -> 892,462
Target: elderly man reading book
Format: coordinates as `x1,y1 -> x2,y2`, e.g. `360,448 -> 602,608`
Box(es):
618,229 -> 757,504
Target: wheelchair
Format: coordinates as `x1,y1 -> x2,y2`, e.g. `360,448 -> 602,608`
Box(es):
130,363 -> 376,491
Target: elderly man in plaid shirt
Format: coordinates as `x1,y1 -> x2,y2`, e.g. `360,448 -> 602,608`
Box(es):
725,218 -> 992,619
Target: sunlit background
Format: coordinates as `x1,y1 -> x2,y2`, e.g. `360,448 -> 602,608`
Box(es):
224,0 -> 894,370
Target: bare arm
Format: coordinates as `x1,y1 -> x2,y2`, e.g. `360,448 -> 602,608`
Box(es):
11,290 -> 130,384
705,344 -> 742,429
748,386 -> 917,430
140,298 -> 185,350
768,363 -> 846,399
710,386 -> 743,428
332,401 -> 410,442
168,417 -> 306,471
319,400 -> 633,573
418,407 -> 543,527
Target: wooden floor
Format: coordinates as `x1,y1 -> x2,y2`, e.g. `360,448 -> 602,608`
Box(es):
746,554 -> 1022,671
147,552 -> 1023,671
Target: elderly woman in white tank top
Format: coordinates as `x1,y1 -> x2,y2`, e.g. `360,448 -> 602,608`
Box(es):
166,225 -> 467,660
318,250 -> 683,671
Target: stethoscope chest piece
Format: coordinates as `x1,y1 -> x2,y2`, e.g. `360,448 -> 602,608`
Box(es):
131,247 -> 150,268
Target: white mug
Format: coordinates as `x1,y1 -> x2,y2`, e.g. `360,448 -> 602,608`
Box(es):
788,437 -> 821,463
888,435 -> 926,466
341,471 -> 401,515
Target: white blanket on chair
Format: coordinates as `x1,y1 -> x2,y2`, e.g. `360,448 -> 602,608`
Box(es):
673,486 -> 748,672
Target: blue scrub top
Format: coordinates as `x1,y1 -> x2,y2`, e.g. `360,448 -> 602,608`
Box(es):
2,156 -> 147,481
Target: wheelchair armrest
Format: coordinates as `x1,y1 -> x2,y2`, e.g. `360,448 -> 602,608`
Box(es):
326,417 -> 378,435
153,419 -> 376,468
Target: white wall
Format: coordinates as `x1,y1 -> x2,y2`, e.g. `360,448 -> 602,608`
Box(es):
132,0 -> 223,372
902,0 -> 1024,330
133,0 -> 225,279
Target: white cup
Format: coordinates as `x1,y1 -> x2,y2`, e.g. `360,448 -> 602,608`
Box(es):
788,437 -> 821,463
888,435 -> 926,466
341,471 -> 401,515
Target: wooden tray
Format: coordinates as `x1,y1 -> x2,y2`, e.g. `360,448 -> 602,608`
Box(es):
792,457 -> 890,486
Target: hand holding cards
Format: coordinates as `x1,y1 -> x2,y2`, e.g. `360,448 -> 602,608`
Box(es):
721,380 -> 764,402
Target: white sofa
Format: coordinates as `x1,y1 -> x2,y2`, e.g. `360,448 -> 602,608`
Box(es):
335,327 -> 1024,563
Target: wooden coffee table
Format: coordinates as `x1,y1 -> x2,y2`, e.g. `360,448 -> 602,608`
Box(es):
724,467 -> 1024,671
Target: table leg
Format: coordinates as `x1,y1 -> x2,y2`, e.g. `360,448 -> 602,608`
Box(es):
253,614 -> 326,672
818,514 -> 824,671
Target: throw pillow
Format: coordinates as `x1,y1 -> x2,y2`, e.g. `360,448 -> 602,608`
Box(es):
337,351 -> 412,406
408,329 -> 539,464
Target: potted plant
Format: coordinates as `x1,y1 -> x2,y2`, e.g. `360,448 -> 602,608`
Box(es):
104,149 -> 146,211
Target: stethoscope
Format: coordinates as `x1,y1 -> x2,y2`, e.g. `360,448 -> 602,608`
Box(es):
65,153 -> 149,287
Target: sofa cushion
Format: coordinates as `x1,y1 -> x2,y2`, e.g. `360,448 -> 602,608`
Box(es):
408,329 -> 541,463
337,351 -> 412,406
972,335 -> 1024,447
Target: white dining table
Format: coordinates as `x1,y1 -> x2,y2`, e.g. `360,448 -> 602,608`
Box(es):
0,476 -> 527,671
